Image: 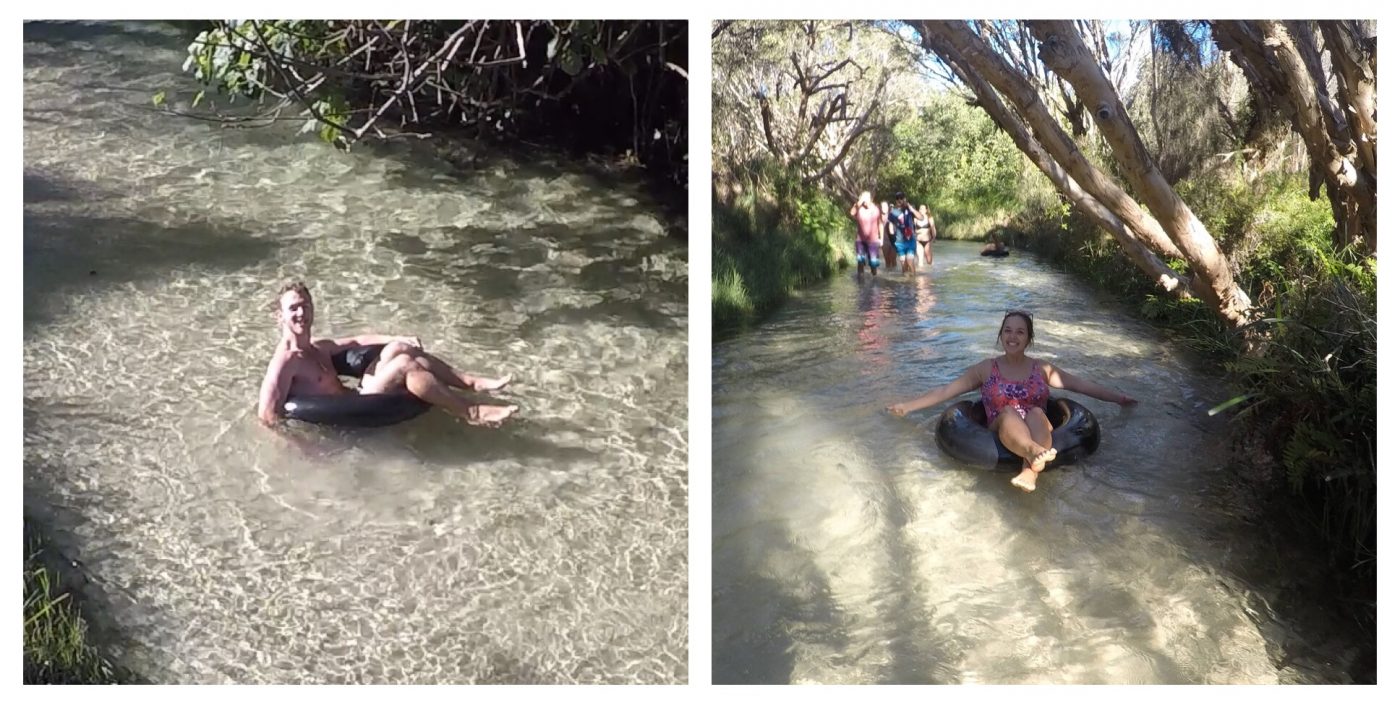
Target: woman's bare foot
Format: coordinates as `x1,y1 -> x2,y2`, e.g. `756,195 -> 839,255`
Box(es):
1028,446 -> 1057,473
471,374 -> 512,392
1011,468 -> 1038,492
466,403 -> 518,427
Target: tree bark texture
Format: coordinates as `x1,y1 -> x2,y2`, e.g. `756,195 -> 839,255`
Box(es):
920,27 -> 1194,299
1211,20 -> 1376,253
1028,20 -> 1254,328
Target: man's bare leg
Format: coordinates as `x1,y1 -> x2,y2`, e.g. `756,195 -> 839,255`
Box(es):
379,341 -> 511,391
364,352 -> 517,427
410,352 -> 511,392
404,369 -> 517,427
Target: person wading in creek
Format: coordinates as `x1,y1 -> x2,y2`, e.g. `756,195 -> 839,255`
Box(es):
849,190 -> 884,278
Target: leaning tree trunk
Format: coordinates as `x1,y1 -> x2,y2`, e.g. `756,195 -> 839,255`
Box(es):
920,23 -> 1186,261
1259,20 -> 1376,254
1211,20 -> 1376,254
922,28 -> 1194,298
916,23 -> 1263,315
1027,20 -> 1255,329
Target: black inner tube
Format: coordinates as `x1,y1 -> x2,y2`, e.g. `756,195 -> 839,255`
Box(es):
935,397 -> 1100,472
282,344 -> 431,428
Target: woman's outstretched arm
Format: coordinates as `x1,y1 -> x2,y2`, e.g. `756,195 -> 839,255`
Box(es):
888,361 -> 986,416
1041,362 -> 1137,405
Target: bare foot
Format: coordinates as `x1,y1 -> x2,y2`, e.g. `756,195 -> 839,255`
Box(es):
471,374 -> 512,392
467,403 -> 518,427
1011,468 -> 1038,492
1028,447 -> 1057,473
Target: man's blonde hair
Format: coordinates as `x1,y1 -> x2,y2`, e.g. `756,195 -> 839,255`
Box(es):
270,281 -> 312,313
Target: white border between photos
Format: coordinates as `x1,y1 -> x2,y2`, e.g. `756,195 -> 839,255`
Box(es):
7,0 -> 1396,702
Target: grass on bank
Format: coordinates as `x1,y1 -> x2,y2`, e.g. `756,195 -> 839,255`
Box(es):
23,529 -> 127,684
1006,172 -> 1376,637
712,185 -> 853,336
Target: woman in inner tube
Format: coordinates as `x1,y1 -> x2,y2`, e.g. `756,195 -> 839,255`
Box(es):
887,311 -> 1137,492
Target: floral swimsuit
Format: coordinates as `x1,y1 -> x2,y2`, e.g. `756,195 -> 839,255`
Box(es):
981,358 -> 1050,423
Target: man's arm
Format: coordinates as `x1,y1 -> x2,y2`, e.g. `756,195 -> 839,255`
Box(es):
257,354 -> 293,426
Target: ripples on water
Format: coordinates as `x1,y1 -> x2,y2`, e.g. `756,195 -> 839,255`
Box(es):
712,243 -> 1361,684
24,22 -> 686,683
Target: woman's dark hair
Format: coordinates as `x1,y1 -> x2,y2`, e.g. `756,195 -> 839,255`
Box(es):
997,310 -> 1034,347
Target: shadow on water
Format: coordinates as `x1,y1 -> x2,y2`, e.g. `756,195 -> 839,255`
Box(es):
400,415 -> 600,470
956,469 -> 1199,683
385,220 -> 686,336
518,300 -> 683,337
712,550 -> 828,684
362,128 -> 688,230
712,419 -> 965,684
867,479 -> 966,684
23,183 -> 280,332
283,407 -> 601,473
23,171 -> 106,204
23,400 -> 176,682
24,21 -> 189,54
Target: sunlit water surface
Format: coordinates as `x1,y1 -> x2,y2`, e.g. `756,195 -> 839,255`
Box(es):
25,21 -> 687,684
713,242 -> 1362,684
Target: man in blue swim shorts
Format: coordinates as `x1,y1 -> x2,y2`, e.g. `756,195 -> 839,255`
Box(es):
889,191 -> 918,274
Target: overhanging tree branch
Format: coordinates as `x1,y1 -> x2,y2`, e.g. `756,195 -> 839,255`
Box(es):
1029,20 -> 1253,327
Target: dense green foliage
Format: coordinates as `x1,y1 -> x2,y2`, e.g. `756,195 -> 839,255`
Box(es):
878,92 -> 1030,238
713,162 -> 853,334
171,20 -> 687,187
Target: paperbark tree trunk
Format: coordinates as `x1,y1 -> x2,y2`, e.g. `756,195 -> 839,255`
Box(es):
1028,20 -> 1254,329
922,29 -> 1194,299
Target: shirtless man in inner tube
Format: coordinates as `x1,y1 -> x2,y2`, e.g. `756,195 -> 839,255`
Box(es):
257,282 -> 518,428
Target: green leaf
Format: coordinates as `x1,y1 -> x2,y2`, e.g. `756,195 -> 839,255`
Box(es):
152,90 -> 166,107
318,120 -> 344,147
1207,393 -> 1260,416
559,46 -> 582,76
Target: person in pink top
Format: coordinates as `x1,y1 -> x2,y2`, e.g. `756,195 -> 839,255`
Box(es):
887,311 -> 1137,492
848,191 -> 884,277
